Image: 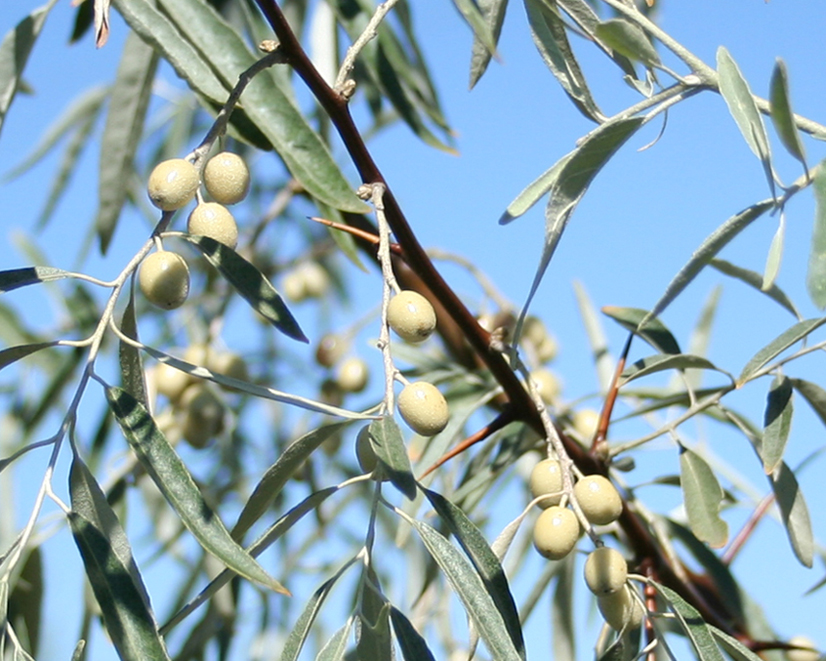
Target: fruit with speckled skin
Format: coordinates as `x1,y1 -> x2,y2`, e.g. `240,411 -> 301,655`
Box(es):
147,159 -> 199,210
204,152 -> 250,204
387,290 -> 437,343
397,381 -> 449,436
188,203 -> 238,248
529,458 -> 564,508
574,475 -> 623,525
139,251 -> 190,310
584,547 -> 627,595
532,506 -> 579,560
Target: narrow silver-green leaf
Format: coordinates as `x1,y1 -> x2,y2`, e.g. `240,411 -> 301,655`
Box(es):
369,417 -> 416,500
96,31 -> 158,254
738,317 -> 826,384
453,0 -> 499,60
769,461 -> 813,567
601,305 -> 680,354
653,582 -> 725,661
0,342 -> 58,372
232,422 -> 349,540
0,266 -> 75,293
681,286 -> 721,392
409,518 -> 522,661
769,58 -> 808,173
500,152 -> 573,224
573,280 -> 614,392
551,554 -> 575,661
595,18 -> 660,68
763,213 -> 785,291
790,378 -> 826,429
118,287 -> 147,406
761,375 -> 793,474
621,354 -> 726,386
710,258 -> 800,319
390,605 -> 436,661
357,577 -> 392,661
679,447 -> 728,548
469,0 -> 508,89
708,626 -> 765,661
642,200 -> 775,327
556,0 -> 636,77
0,0 -> 59,138
184,235 -> 308,343
315,620 -> 352,661
105,386 -> 288,593
280,576 -> 339,661
806,163 -> 826,308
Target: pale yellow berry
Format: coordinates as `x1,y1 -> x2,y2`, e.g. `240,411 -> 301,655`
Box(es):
147,159 -> 199,211
203,152 -> 250,205
529,458 -> 564,508
572,409 -> 600,441
282,269 -> 307,302
336,357 -> 369,393
531,368 -> 562,404
356,425 -> 378,474
574,475 -> 623,526
597,586 -> 644,632
787,636 -> 820,661
187,203 -> 239,249
315,333 -> 348,368
387,290 -> 437,343
397,381 -> 449,436
532,506 -> 580,560
139,251 -> 190,310
179,384 -> 225,448
584,547 -> 627,595
208,351 -> 249,391
298,261 -> 329,299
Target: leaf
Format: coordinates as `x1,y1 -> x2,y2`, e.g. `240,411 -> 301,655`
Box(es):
652,582 -> 725,661
7,545 -> 43,657
681,286 -> 722,392
790,378 -> 826,429
806,163 -> 826,309
368,417 -> 416,500
231,422 -> 350,541
769,58 -> 808,174
717,46 -> 774,197
555,0 -> 636,77
315,619 -> 352,661
408,517 -> 523,661
710,258 -> 800,319
551,554 -> 575,661
573,281 -> 614,392
390,606 -> 436,661
679,446 -> 728,548
524,0 -> 604,122
499,152 -> 574,224
0,342 -> 58,372
280,575 -> 339,661
117,287 -> 147,406
601,306 -> 680,354
769,461 -> 813,567
708,626 -> 765,661
357,576 -> 392,661
183,235 -> 308,343
105,386 -> 288,594
96,31 -> 158,254
738,317 -> 826,384
595,18 -> 660,68
763,212 -> 785,291
0,266 -> 76,293
642,200 -> 775,327
421,488 -> 525,659
621,354 -> 726,385
761,375 -> 793,474
469,0 -> 508,89
452,0 -> 499,60
0,0 -> 59,139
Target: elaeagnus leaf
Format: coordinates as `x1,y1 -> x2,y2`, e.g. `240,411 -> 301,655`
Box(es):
739,317 -> 826,384
390,605 -> 437,661
601,306 -> 680,354
806,163 -> 826,309
679,446 -> 728,548
652,582 -> 726,661
769,58 -> 808,175
469,0 -> 508,89
710,258 -> 801,320
769,461 -> 813,567
761,375 -> 793,474
368,417 -> 416,500
0,266 -> 76,293
595,18 -> 660,68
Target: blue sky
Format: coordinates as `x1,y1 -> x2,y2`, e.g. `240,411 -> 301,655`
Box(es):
3,0 -> 826,658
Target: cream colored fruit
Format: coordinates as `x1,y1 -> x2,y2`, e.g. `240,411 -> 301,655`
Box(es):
532,506 -> 580,560
336,357 -> 369,393
574,475 -> 623,525
597,586 -> 644,632
208,351 -> 249,390
315,333 -> 348,368
787,636 -> 820,661
522,317 -> 558,362
397,381 -> 449,436
147,159 -> 199,211
531,368 -> 562,404
356,425 -> 385,477
572,408 -> 600,441
387,290 -> 437,343
187,203 -> 239,249
204,152 -> 250,204
529,458 -> 564,508
282,262 -> 329,302
179,384 -> 225,448
584,547 -> 627,595
139,251 -> 190,310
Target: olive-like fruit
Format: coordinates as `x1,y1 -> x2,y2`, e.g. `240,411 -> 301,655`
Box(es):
532,506 -> 580,560
397,381 -> 449,436
203,152 -> 250,205
355,426 -> 378,473
336,357 -> 369,393
574,475 -> 623,526
529,458 -> 564,508
572,408 -> 600,441
315,333 -> 348,368
147,158 -> 199,211
597,586 -> 644,632
531,368 -> 562,404
584,547 -> 627,595
786,636 -> 820,661
139,251 -> 190,310
387,290 -> 437,343
187,202 -> 239,249
179,384 -> 225,448
153,345 -> 209,400
208,351 -> 249,390
282,262 -> 330,302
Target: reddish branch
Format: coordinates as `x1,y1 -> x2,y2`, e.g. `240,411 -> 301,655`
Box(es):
253,0 -> 749,644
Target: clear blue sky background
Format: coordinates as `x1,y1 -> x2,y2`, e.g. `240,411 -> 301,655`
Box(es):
3,0 -> 826,659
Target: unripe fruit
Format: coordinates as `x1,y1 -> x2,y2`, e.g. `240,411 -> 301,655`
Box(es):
574,475 -> 623,526
356,426 -> 378,473
282,262 -> 330,302
397,381 -> 449,436
787,636 -> 820,661
315,333 -> 348,368
584,547 -> 627,595
203,152 -> 250,205
387,290 -> 437,343
597,586 -> 644,632
139,251 -> 190,310
336,357 -> 369,393
529,458 -> 564,508
179,384 -> 225,448
532,506 -> 580,560
208,351 -> 249,390
147,158 -> 199,211
572,408 -> 600,441
531,368 -> 562,404
187,203 -> 239,249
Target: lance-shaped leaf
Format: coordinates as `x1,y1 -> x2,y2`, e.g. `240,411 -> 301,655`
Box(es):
96,31 -> 158,254
453,0 -> 498,60
551,554 -> 576,661
806,163 -> 826,309
739,317 -> 826,384
710,258 -> 800,319
368,417 -> 416,500
390,605 -> 436,661
679,446 -> 728,548
316,620 -> 352,661
769,58 -> 808,175
602,306 -> 681,354
573,281 -> 614,392
0,342 -> 59,372
709,627 -> 765,661
556,0 -> 636,77
421,487 -> 525,659
595,18 -> 660,68
105,386 -> 288,593
184,235 -> 307,343
621,354 -> 727,386
118,287 -> 147,406
769,461 -> 813,567
357,575 -> 392,661
500,152 -> 574,224
652,582 -> 725,661
790,378 -> 826,429
762,211 -> 785,292
717,47 -> 774,197
0,0 -> 59,138
0,266 -> 76,293
761,375 -> 793,474
469,0 -> 508,89
280,572 -> 343,661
